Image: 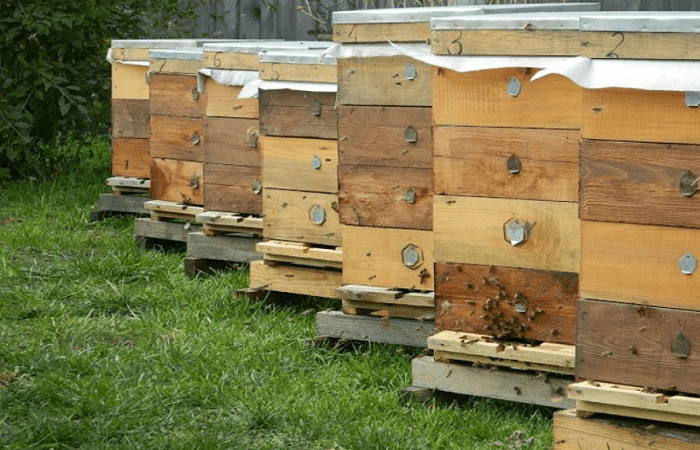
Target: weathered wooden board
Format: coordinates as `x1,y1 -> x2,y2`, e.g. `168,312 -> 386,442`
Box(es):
337,57 -> 432,107
580,220 -> 700,309
258,62 -> 336,83
204,117 -> 260,167
434,196 -> 580,273
580,31 -> 700,60
145,199 -> 203,221
112,99 -> 150,138
149,73 -> 204,118
203,163 -> 261,215
337,105 -> 432,168
263,189 -> 341,246
432,29 -> 581,56
111,63 -> 149,100
186,231 -> 261,262
336,285 -> 433,308
150,158 -> 203,205
433,67 -> 582,129
435,263 -> 577,345
580,139 -> 700,228
553,408 -> 700,450
112,138 -> 150,179
91,194 -> 150,221
202,51 -> 258,71
149,57 -> 201,75
341,299 -> 433,321
333,22 -> 430,44
110,47 -> 149,62
342,225 -> 434,291
257,240 -> 342,269
577,299 -> 700,395
150,115 -> 204,162
259,90 -> 337,139
261,137 -> 337,193
434,126 -> 579,201
338,165 -> 432,230
197,211 -> 262,237
204,78 -> 259,119
582,87 -> 700,144
411,356 -> 575,409
133,217 -> 200,243
249,260 -> 341,298
316,310 -> 434,347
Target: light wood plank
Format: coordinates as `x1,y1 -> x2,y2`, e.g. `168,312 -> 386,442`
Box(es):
258,62 -> 336,83
261,137 -> 337,193
202,51 -> 258,71
434,196 -> 580,273
149,159 -> 203,205
107,177 -> 150,189
580,220 -> 700,310
582,87 -> 700,144
431,29 -> 581,56
111,47 -> 149,62
112,63 -> 149,100
111,138 -> 151,179
342,225 -> 434,291
342,299 -> 434,321
145,200 -> 204,220
337,285 -> 434,308
580,31 -> 700,60
433,67 -> 581,129
204,78 -> 259,119
263,189 -> 341,246
150,115 -> 204,162
249,260 -> 341,298
149,73 -> 203,118
316,310 -> 434,347
256,240 -> 342,269
149,57 -> 201,75
333,22 -> 430,44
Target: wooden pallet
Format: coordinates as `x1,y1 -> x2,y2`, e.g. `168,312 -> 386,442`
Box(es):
428,330 -> 575,375
554,408 -> 700,449
90,177 -> 151,221
196,211 -> 263,237
569,381 -> 700,428
184,231 -> 261,277
133,217 -> 201,245
316,310 -> 434,347
258,240 -> 342,269
144,200 -> 203,222
337,285 -> 434,321
249,260 -> 342,299
411,355 -> 574,409
107,176 -> 150,195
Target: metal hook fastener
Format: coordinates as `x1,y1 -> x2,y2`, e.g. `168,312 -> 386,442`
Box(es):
404,126 -> 417,143
504,218 -> 529,247
190,176 -> 199,189
311,156 -> 322,170
311,99 -> 321,116
507,154 -> 521,175
404,63 -> 417,81
309,205 -> 326,225
192,132 -> 200,146
191,89 -> 200,101
680,170 -> 698,197
507,77 -> 521,97
680,252 -> 697,275
251,179 -> 262,195
401,244 -> 422,269
405,188 -> 416,204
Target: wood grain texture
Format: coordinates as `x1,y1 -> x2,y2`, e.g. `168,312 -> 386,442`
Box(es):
338,165 -> 432,230
263,189 -> 341,246
111,138 -> 150,178
202,51 -> 258,71
431,29 -> 582,56
149,73 -> 204,118
577,299 -> 700,396
149,158 -> 203,205
261,136 -> 337,193
580,31 -> 700,60
434,126 -> 579,201
150,115 -> 204,162
258,62 -> 336,83
434,196 -> 580,273
582,87 -> 700,144
333,22 -> 430,44
203,163 -> 261,214
249,260 -> 341,298
259,90 -> 337,139
553,409 -> 700,450
433,67 -> 581,129
133,217 -> 199,243
337,57 -> 432,107
110,47 -> 149,62
204,78 -> 259,119
316,310 -> 433,347
342,225 -> 434,291
148,58 -> 201,75
112,99 -> 150,138
580,139 -> 700,228
204,116 -> 260,167
111,63 -> 149,100
580,220 -> 700,310
186,231 -> 261,262
337,105 -> 432,169
435,263 -> 577,345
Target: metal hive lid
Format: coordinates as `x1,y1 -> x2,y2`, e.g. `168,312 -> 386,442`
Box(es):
431,11 -> 606,31
202,41 -> 332,54
580,12 -> 700,33
258,49 -> 336,65
149,47 -> 204,60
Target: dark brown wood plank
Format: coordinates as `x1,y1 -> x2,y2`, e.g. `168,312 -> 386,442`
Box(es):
337,105 -> 432,169
203,163 -> 262,214
150,115 -> 204,162
435,263 -> 577,345
577,299 -> 700,396
338,165 -> 432,230
112,99 -> 149,138
149,158 -> 203,205
112,138 -> 150,179
259,90 -> 337,139
204,117 -> 260,167
580,139 -> 700,228
149,73 -> 204,118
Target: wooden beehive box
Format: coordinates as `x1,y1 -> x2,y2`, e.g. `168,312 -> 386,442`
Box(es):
573,14 -> 700,395
430,12 -> 595,344
199,41 -> 331,216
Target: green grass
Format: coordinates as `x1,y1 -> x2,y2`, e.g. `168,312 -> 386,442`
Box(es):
0,138 -> 554,449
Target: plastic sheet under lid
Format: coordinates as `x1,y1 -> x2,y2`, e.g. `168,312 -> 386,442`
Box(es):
258,49 -> 336,66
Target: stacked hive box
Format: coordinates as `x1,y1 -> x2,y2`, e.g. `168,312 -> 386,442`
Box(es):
561,13 -> 700,428
248,50 -> 341,298
415,11 -> 600,408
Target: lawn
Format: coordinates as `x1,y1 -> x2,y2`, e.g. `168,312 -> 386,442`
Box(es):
0,139 -> 554,449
